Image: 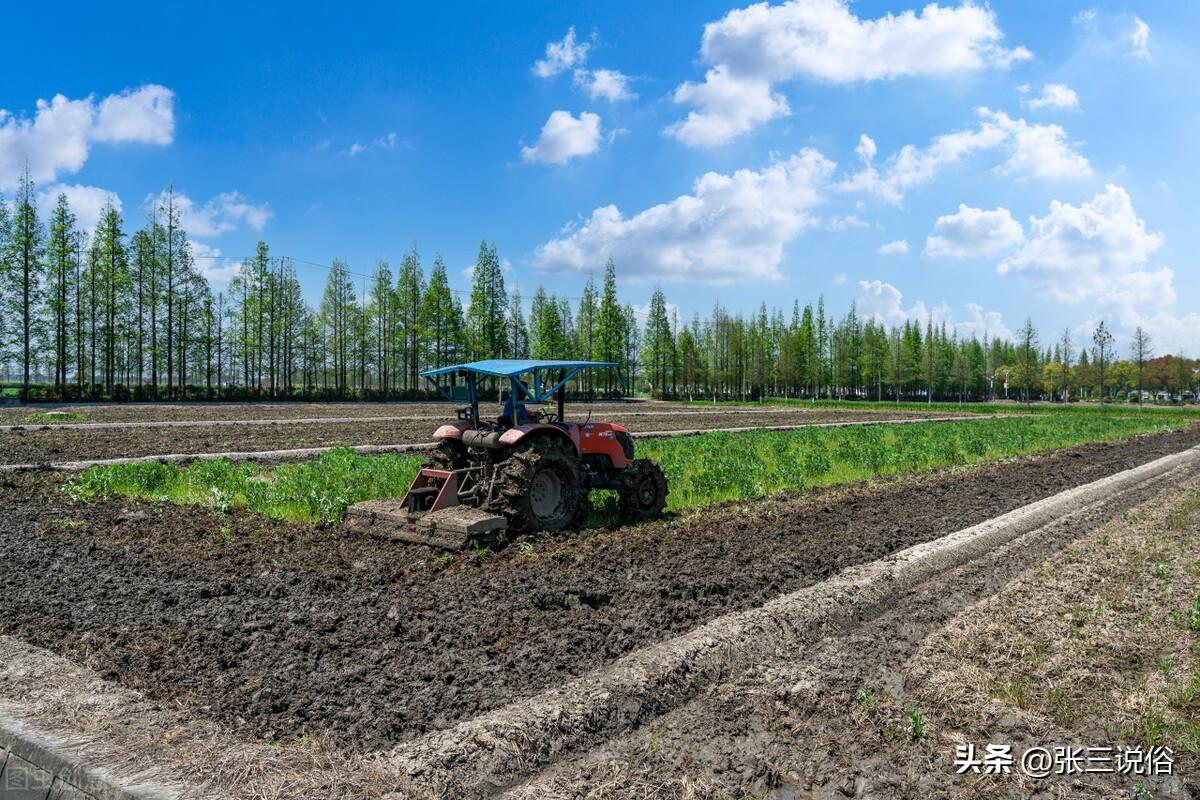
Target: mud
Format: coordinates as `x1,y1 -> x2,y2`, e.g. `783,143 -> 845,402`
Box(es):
0,408 -> 968,465
2,426 -> 1198,754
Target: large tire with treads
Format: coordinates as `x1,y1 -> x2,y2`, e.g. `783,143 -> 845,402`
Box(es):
491,437 -> 588,533
424,439 -> 468,471
618,459 -> 668,522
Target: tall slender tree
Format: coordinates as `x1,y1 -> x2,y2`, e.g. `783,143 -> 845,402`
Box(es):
1130,326 -> 1153,409
45,194 -> 76,392
465,241 -> 507,360
1092,321 -> 1114,402
6,172 -> 45,400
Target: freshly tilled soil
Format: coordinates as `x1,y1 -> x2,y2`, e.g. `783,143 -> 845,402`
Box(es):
0,408 -> 966,465
2,425 -> 1198,753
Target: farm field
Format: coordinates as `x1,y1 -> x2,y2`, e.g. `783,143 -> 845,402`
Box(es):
513,471 -> 1200,799
0,403 -> 974,465
3,423 -> 1198,761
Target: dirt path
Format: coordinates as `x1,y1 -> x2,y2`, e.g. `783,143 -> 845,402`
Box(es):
0,408 -> 968,465
3,426 -> 1199,754
0,400 -> 773,425
511,468 -> 1200,800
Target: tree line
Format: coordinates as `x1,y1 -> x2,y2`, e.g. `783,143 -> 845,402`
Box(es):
1,173 -> 1196,403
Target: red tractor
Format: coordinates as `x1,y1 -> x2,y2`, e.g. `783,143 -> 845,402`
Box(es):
346,360 -> 668,549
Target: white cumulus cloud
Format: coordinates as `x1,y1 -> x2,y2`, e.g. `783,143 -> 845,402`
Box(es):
36,183 -> 122,233
841,107 -> 1090,203
520,110 -> 603,165
0,85 -> 175,191
1025,83 -> 1079,111
146,189 -> 272,238
91,84 -> 175,145
535,148 -> 835,283
999,184 -> 1164,305
190,241 -> 242,292
533,27 -> 590,78
574,69 -> 636,102
668,0 -> 1030,146
925,204 -> 1025,259
981,108 -> 1091,178
877,239 -> 909,255
665,66 -> 790,148
856,279 -> 1013,341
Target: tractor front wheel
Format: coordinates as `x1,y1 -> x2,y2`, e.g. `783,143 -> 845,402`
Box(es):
618,459 -> 668,522
492,438 -> 587,533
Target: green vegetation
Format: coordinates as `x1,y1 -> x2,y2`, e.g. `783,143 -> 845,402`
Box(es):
67,413 -> 1185,527
66,448 -> 423,524
639,415 -> 1181,511
25,410 -> 83,423
1174,595 -> 1200,634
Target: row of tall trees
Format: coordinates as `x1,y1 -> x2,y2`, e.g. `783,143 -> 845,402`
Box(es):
2,174 -> 1196,402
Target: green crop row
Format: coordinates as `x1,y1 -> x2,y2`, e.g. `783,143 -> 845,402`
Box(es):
636,414 -> 1182,510
66,413 -> 1188,528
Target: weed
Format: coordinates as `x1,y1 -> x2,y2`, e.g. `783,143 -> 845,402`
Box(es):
643,729 -> 665,757
1153,562 -> 1170,581
1140,706 -> 1167,749
1158,659 -> 1174,677
473,546 -> 492,564
1171,595 -> 1200,633
904,709 -> 926,740
516,540 -> 535,556
855,687 -> 877,713
26,410 -> 82,423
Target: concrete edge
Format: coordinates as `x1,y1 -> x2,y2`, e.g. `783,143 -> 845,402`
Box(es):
0,714 -> 181,800
384,444 -> 1200,797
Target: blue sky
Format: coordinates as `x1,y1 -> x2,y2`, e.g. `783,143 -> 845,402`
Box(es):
3,1 -> 1198,352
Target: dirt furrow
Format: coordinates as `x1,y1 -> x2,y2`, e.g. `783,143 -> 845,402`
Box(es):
2,426 -> 1198,752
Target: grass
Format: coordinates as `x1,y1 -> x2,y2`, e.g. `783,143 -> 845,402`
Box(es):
66,412 -> 1189,527
25,410 -> 84,423
66,448 -> 423,525
638,414 -> 1184,511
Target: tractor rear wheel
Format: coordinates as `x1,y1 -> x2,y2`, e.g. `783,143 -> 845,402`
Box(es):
492,438 -> 587,533
618,459 -> 668,522
424,439 -> 468,471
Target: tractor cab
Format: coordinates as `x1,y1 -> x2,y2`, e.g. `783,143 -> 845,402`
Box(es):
345,360 -> 668,550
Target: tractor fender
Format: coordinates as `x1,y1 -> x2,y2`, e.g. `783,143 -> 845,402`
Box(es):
433,420 -> 471,441
498,424 -> 577,452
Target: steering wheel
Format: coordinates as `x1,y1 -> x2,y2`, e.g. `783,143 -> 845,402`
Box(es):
537,408 -> 561,424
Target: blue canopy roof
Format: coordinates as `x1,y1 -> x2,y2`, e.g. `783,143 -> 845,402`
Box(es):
422,359 -> 619,379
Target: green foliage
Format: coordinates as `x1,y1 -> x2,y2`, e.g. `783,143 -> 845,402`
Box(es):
904,708 -> 926,740
1173,595 -> 1200,634
67,448 -> 422,525
636,414 -> 1179,511
25,410 -> 83,423
68,414 -> 1183,529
